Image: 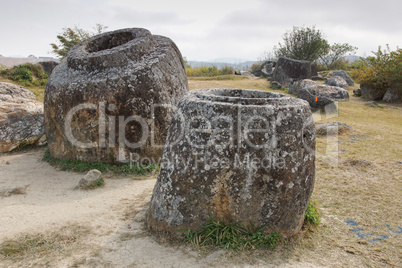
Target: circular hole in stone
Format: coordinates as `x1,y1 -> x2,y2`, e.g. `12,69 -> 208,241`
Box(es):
86,32 -> 135,53
195,88 -> 289,105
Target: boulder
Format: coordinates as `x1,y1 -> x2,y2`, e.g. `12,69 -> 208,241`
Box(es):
291,79 -> 349,113
252,69 -> 264,77
76,169 -> 103,189
289,79 -> 317,95
44,28 -> 188,163
272,57 -> 312,86
0,82 -> 45,152
311,63 -> 318,76
325,76 -> 348,88
316,122 -> 352,136
353,88 -> 362,97
270,81 -> 282,89
38,61 -> 58,76
332,70 -> 354,86
147,88 -> 316,236
382,88 -> 402,103
297,88 -> 337,114
261,61 -> 275,77
290,79 -> 349,100
360,84 -> 385,100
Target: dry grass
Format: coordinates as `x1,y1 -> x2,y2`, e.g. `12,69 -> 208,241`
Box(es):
0,225 -> 92,267
188,76 -> 402,267
1,76 -> 400,267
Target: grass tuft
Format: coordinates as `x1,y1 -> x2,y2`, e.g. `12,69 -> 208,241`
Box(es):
42,149 -> 159,176
183,216 -> 281,251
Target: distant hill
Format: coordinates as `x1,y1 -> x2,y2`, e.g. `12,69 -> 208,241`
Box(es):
0,56 -> 59,68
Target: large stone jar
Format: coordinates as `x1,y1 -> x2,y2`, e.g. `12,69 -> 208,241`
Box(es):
147,88 -> 316,236
44,28 -> 188,163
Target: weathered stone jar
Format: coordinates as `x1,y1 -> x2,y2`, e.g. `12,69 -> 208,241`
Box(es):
147,88 -> 316,236
44,28 -> 188,163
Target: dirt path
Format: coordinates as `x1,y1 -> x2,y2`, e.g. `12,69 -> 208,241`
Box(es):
0,148 -> 323,267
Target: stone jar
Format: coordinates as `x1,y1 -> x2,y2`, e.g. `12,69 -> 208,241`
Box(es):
147,88 -> 316,236
44,28 -> 188,163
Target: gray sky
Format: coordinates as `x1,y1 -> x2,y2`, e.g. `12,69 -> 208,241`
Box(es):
0,0 -> 401,61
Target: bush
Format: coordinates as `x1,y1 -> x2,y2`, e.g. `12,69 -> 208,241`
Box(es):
4,63 -> 49,87
352,46 -> 402,96
251,62 -> 265,72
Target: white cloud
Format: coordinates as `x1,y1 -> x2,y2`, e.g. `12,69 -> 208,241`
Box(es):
0,0 -> 400,60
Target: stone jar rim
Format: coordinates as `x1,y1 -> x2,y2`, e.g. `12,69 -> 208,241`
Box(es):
67,28 -> 156,71
190,88 -> 309,107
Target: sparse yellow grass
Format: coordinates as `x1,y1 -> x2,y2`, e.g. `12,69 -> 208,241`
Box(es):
188,76 -> 402,267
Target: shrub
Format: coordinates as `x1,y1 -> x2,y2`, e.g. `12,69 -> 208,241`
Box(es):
251,62 -> 265,72
352,46 -> 402,96
4,63 -> 49,87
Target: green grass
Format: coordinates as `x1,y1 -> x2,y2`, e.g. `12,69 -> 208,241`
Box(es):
304,201 -> 320,225
42,149 -> 159,176
183,217 -> 281,251
1,63 -> 48,87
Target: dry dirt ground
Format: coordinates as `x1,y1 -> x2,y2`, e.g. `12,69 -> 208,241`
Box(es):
0,77 -> 401,267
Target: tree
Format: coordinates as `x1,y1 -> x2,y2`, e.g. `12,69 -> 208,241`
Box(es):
51,24 -> 108,60
319,43 -> 357,70
275,26 -> 328,62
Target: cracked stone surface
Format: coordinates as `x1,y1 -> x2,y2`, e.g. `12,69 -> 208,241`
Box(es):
44,28 -> 188,163
147,88 -> 316,236
0,82 -> 44,152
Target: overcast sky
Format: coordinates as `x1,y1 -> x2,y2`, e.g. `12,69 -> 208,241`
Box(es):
0,0 -> 401,61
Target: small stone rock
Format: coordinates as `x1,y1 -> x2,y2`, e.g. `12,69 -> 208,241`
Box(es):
76,169 -> 102,189
270,81 -> 282,89
84,169 -> 102,182
0,82 -> 45,152
332,70 -> 354,86
3,186 -> 28,197
316,122 -> 352,135
382,88 -> 402,103
325,76 -> 348,88
6,161 -> 10,165
353,88 -> 362,97
344,159 -> 373,167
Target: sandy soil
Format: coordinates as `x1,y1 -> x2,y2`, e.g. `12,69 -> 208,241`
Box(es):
0,148 -> 322,268
0,78 -> 401,267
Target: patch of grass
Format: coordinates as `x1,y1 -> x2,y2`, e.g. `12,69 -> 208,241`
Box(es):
1,63 -> 48,87
183,216 -> 281,251
42,149 -> 159,176
76,178 -> 105,190
0,226 -> 87,261
365,101 -> 384,108
304,201 -> 320,226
